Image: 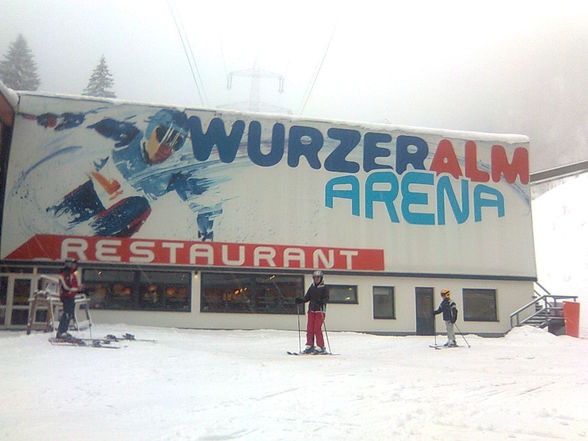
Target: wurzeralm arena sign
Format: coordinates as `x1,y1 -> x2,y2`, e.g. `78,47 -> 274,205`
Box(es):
1,93 -> 535,278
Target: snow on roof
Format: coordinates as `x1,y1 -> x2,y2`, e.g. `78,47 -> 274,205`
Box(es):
0,80 -> 19,109
14,89 -> 529,143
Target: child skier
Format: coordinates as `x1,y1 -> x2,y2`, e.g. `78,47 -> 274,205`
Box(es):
295,270 -> 329,353
56,259 -> 83,339
434,288 -> 458,347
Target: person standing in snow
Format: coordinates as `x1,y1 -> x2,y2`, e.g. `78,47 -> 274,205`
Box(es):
295,270 -> 329,353
56,259 -> 83,339
434,288 -> 458,347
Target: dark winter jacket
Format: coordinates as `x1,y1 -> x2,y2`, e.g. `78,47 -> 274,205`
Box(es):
434,298 -> 458,323
299,282 -> 329,312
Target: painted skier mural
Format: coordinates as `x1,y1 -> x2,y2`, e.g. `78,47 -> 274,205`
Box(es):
2,93 -> 534,276
21,106 -> 226,241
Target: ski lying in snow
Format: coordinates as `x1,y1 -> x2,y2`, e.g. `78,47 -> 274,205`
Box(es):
49,337 -> 120,349
429,344 -> 460,350
103,333 -> 156,343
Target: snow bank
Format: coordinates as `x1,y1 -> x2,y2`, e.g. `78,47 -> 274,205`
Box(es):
505,324 -> 558,343
532,173 -> 588,337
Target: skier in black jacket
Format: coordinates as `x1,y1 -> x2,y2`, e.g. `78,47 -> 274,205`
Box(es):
434,288 -> 458,347
295,270 -> 329,353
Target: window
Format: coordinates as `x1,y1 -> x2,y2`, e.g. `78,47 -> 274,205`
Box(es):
328,285 -> 358,304
201,272 -> 303,314
463,288 -> 497,321
0,276 -> 7,306
83,269 -> 191,312
373,286 -> 395,319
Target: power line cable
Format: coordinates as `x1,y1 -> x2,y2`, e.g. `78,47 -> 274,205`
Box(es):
175,2 -> 209,106
166,0 -> 206,106
298,23 -> 337,115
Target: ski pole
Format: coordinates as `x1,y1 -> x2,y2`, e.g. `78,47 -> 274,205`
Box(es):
454,322 -> 471,348
323,314 -> 332,354
296,303 -> 301,354
434,316 -> 437,347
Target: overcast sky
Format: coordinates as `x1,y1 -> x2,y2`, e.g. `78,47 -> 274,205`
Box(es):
2,0 -> 587,171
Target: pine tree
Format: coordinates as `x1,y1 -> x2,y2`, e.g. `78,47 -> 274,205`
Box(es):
83,55 -> 116,98
0,34 -> 41,90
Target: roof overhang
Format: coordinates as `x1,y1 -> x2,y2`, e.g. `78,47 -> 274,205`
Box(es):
0,81 -> 17,127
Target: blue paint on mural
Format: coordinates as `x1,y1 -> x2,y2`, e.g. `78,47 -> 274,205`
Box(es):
20,107 -> 240,240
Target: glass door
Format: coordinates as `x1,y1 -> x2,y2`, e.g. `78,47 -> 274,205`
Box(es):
415,287 -> 435,335
0,274 -> 35,328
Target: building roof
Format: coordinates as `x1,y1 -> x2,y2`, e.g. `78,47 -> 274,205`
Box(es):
0,80 -> 18,127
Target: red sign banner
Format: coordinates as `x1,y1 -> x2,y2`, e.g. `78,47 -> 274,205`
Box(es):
6,235 -> 385,271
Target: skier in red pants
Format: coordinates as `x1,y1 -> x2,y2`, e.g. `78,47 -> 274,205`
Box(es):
295,270 -> 329,354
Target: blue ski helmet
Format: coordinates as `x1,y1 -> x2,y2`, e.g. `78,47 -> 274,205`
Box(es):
142,109 -> 189,164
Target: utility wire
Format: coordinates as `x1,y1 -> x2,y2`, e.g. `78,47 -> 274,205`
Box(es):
298,23 -> 337,115
175,2 -> 209,105
167,0 -> 207,106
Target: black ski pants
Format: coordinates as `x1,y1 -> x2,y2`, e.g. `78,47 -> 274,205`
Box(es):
57,296 -> 75,336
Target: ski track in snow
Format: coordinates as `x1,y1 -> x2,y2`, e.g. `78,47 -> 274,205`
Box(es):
0,325 -> 587,441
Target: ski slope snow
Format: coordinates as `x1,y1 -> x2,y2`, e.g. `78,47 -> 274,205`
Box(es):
0,324 -> 587,441
0,172 -> 587,440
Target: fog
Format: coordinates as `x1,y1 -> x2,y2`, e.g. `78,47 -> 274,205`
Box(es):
2,0 -> 587,171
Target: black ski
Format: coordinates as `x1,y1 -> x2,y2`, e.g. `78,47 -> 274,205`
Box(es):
104,333 -> 156,343
49,337 -> 120,349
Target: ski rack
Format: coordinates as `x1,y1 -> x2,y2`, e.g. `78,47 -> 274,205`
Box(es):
26,275 -> 92,334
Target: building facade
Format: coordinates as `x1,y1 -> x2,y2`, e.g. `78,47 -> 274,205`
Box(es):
0,88 -> 536,335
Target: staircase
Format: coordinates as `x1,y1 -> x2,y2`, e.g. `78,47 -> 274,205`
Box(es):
510,282 -> 578,334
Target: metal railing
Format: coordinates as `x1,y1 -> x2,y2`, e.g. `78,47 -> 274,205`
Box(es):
510,283 -> 578,329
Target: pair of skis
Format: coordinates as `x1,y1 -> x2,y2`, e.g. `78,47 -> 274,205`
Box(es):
49,336 -> 120,349
287,350 -> 336,356
429,344 -> 460,350
48,333 -> 155,349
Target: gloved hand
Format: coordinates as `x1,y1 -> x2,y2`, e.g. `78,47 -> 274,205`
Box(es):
295,297 -> 304,304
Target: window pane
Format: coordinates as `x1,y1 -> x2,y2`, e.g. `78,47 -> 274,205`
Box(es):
139,271 -> 190,284
84,270 -> 134,283
0,266 -> 33,273
328,285 -> 358,304
83,269 -> 191,312
373,286 -> 395,319
463,289 -> 497,321
139,271 -> 191,311
201,272 -> 303,314
13,279 -> 31,306
0,276 -> 7,306
11,309 -> 28,325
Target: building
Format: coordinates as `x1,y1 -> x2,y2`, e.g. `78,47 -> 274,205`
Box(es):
0,84 -> 536,336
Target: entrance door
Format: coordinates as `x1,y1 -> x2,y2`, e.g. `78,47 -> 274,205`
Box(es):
0,274 -> 35,328
415,287 -> 435,335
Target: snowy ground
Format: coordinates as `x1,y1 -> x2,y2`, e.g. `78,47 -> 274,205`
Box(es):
2,174 -> 587,440
1,324 -> 587,441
